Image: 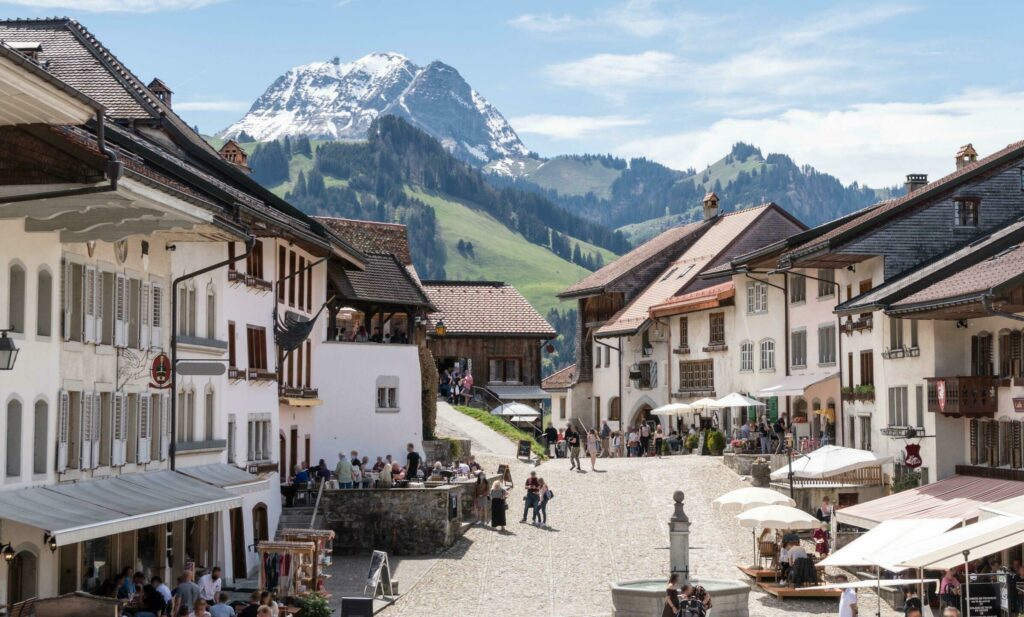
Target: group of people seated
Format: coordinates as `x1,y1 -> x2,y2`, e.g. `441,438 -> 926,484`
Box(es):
331,325 -> 408,344
428,457 -> 482,481
663,573 -> 712,617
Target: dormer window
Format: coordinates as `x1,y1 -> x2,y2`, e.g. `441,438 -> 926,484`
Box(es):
954,197 -> 979,227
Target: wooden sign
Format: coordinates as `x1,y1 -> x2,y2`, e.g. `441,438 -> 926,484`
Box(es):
150,353 -> 171,389
517,440 -> 532,460
1013,398 -> 1024,413
496,464 -> 513,487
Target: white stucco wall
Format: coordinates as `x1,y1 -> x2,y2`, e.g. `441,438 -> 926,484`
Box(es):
312,341 -> 423,464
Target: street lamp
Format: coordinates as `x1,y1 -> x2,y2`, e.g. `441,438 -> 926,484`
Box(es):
0,329 -> 18,371
434,320 -> 447,338
2,543 -> 14,563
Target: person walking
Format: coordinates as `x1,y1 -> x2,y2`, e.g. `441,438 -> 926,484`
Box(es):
640,422 -> 652,456
836,575 -> 858,617
600,421 -> 612,458
654,424 -> 665,458
473,472 -> 489,523
535,478 -> 552,526
566,424 -> 581,470
489,480 -> 508,530
586,429 -> 599,471
545,424 -> 558,458
197,567 -> 221,603
522,471 -> 541,523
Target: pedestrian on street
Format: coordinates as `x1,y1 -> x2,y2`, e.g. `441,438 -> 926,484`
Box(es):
662,573 -> 681,617
522,471 -> 541,523
473,472 -> 489,523
836,575 -> 857,617
586,429 -> 599,471
489,480 -> 508,530
197,567 -> 221,602
600,421 -> 612,457
545,424 -> 558,458
535,477 -> 552,525
640,422 -> 651,456
566,424 -> 581,470
654,424 -> 664,458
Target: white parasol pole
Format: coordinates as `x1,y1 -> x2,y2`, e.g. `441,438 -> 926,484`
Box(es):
963,550 -> 971,617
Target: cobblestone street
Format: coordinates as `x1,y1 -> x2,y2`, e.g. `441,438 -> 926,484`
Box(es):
375,405 -> 900,617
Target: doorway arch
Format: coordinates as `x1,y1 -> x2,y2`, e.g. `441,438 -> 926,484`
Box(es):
628,396 -> 657,427
252,503 -> 269,545
8,549 -> 37,604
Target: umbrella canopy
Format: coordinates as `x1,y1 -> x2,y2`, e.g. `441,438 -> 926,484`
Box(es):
688,397 -> 718,410
802,579 -> 938,591
490,403 -> 540,418
713,392 -> 765,408
652,403 -> 693,416
736,505 -> 820,530
818,518 -> 960,571
713,487 -> 795,513
770,445 -> 891,481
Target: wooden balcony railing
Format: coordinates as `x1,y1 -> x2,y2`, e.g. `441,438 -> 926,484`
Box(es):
926,376 -> 998,417
247,368 -> 278,382
227,366 -> 246,381
279,385 -> 319,399
840,316 -> 873,335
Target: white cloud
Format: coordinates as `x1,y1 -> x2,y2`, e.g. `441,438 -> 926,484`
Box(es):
507,13 -> 576,33
2,0 -> 223,10
174,100 -> 250,112
615,90 -> 1024,187
544,51 -> 680,95
511,114 -> 647,139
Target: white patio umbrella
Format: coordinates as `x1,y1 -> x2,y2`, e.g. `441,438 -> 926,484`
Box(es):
652,402 -> 693,416
769,445 -> 891,481
713,392 -> 766,408
714,487 -> 796,513
490,403 -> 540,418
736,505 -> 820,530
689,397 -> 718,410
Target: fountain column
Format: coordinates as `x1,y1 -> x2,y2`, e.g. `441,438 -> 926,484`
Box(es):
669,490 -> 691,582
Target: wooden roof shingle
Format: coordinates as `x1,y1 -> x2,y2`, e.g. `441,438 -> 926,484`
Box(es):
423,281 -> 556,338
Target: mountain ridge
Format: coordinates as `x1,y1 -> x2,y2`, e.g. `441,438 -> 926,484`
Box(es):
219,52 -> 530,169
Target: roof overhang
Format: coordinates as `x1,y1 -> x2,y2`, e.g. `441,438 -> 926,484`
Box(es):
758,372 -> 839,397
650,283 -> 735,317
0,43 -> 100,126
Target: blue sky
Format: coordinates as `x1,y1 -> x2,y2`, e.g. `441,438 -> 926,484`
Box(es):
4,0 -> 1024,186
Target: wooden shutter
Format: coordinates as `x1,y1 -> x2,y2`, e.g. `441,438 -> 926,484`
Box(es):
61,260 -> 72,341
970,418 -> 979,465
90,392 -> 100,468
112,393 -> 126,466
137,395 -> 151,464
1013,421 -> 1022,469
84,266 -> 97,343
140,281 -> 151,351
151,283 -> 163,349
56,390 -> 69,472
79,392 -> 93,469
160,393 -> 171,460
114,273 -> 127,347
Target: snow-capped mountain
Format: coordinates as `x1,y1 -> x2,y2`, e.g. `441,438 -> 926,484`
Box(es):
219,52 -> 529,167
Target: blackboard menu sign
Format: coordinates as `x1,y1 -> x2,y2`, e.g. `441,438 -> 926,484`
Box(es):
517,440 -> 532,459
497,464 -> 513,487
966,573 -> 1009,617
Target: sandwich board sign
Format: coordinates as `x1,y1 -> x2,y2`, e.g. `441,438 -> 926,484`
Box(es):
365,550 -> 394,599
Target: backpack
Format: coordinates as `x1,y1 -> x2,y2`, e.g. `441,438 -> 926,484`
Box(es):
679,597 -> 704,617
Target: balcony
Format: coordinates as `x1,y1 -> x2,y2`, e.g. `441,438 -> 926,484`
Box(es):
840,316 -> 873,335
702,342 -> 728,352
279,385 -> 319,399
228,269 -> 273,292
247,367 -> 277,382
926,376 -> 998,417
228,366 -> 246,381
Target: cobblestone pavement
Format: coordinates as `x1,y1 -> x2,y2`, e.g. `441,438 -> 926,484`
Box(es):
377,448 -> 901,617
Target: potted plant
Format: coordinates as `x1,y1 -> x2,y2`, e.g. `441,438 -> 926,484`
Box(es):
684,433 -> 699,454
299,592 -> 332,617
706,430 -> 726,456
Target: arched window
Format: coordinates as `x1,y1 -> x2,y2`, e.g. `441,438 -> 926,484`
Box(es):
206,283 -> 216,340
740,341 -> 754,371
8,263 -> 25,333
204,385 -> 215,441
6,399 -> 21,478
33,400 -> 47,475
36,269 -> 52,337
252,503 -> 269,543
760,339 -> 775,371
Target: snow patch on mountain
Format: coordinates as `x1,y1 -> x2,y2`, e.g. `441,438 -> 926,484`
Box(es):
220,52 -> 530,169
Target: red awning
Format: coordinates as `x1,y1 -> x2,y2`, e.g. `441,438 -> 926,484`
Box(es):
836,475 -> 1024,529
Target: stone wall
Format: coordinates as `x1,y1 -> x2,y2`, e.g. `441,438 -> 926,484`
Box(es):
321,476 -> 495,555
422,439 -> 473,465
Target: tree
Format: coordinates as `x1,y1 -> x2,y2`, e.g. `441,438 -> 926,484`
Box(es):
249,140 -> 289,186
237,130 -> 255,143
291,170 -> 307,198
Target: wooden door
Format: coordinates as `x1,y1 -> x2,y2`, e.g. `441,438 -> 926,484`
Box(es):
230,508 -> 247,580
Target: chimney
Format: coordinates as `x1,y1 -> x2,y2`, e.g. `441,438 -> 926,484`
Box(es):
904,174 -> 928,193
955,143 -> 978,170
147,78 -> 173,109
702,191 -> 720,221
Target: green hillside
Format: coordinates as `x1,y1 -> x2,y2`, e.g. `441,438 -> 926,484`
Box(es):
524,156 -> 623,199
407,187 -> 593,314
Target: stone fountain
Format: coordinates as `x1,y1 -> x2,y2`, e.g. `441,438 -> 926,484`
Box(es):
609,490 -> 751,617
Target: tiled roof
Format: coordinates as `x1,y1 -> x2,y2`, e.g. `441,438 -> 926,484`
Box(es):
596,205 -> 774,337
423,281 -> 556,337
558,221 -> 707,298
649,282 -> 735,317
837,218 -> 1024,315
783,139 -> 1024,262
892,241 -> 1024,309
542,364 -> 576,391
315,217 -> 413,265
328,254 -> 433,308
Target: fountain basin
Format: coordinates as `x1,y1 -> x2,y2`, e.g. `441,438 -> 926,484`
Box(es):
610,578 -> 750,617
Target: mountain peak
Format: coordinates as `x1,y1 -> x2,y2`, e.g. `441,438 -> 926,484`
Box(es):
219,52 -> 528,168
